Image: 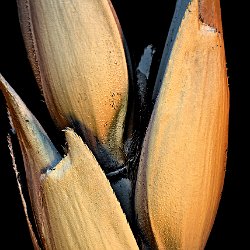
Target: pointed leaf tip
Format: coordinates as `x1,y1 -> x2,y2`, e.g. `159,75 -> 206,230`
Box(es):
41,129 -> 139,249
0,73 -> 61,175
1,73 -> 61,247
199,0 -> 223,32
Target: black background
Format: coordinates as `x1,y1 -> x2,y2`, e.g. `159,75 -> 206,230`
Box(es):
0,0 -> 248,249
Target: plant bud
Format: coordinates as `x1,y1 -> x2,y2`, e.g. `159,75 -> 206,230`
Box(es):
0,74 -> 138,250
17,0 -> 130,172
135,0 -> 229,248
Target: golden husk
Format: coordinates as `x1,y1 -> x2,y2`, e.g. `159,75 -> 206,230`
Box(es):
135,0 -> 229,248
17,0 -> 129,170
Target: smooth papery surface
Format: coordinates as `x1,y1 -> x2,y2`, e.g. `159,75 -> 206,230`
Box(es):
41,129 -> 139,250
17,0 -> 129,171
135,0 -> 229,249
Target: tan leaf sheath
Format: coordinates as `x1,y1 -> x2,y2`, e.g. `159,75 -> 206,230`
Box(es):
17,0 -> 129,171
0,73 -> 61,248
135,0 -> 229,249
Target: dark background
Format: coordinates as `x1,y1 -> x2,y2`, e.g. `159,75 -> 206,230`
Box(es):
0,0 -> 248,249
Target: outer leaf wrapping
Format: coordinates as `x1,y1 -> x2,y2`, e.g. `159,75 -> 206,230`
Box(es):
135,0 -> 229,248
17,0 -> 130,171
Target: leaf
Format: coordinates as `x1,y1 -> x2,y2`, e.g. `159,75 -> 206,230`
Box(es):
0,73 -> 61,247
0,74 -> 138,249
135,0 -> 230,248
17,0 -> 130,171
41,129 -> 139,249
